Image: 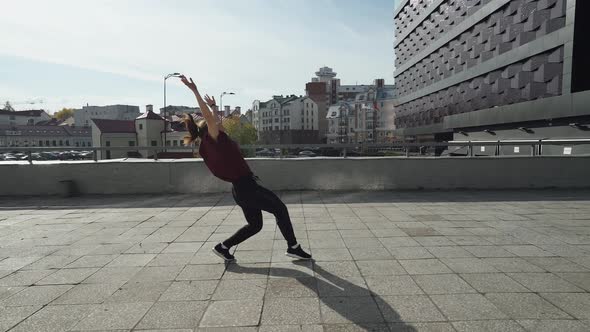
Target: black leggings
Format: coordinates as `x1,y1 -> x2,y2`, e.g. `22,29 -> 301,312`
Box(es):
223,176 -> 297,248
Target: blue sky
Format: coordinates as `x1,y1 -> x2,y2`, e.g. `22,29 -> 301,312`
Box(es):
1,0 -> 398,114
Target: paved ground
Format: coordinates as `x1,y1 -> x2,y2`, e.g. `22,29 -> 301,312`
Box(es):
1,190 -> 590,332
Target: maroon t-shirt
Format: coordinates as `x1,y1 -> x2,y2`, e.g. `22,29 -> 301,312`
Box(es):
199,131 -> 252,183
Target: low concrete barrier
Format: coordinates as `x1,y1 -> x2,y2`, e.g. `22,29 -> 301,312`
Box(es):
3,157 -> 590,196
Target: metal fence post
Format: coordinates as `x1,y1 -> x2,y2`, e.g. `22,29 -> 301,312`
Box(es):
154,149 -> 158,161
27,151 -> 33,164
93,149 -> 98,162
405,148 -> 410,158
469,142 -> 473,158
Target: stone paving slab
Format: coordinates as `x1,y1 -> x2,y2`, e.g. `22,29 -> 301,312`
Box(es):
0,190 -> 589,331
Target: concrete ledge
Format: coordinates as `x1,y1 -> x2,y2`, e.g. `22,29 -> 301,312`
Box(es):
443,91 -> 590,129
3,157 -> 590,196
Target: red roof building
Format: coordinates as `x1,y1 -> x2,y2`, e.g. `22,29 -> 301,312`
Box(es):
91,119 -> 136,133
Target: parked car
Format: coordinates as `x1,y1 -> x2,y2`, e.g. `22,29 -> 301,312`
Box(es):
79,151 -> 94,159
256,148 -> 277,157
298,150 -> 317,157
40,152 -> 59,160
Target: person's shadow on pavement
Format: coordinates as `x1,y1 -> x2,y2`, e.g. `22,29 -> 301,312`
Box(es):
227,261 -> 417,331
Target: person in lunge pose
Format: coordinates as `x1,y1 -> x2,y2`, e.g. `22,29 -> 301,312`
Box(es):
179,75 -> 312,261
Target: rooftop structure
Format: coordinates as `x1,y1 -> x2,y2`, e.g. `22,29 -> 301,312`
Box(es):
74,105 -> 141,128
0,109 -> 52,126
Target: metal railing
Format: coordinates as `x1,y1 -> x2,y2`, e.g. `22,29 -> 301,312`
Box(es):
1,139 -> 589,164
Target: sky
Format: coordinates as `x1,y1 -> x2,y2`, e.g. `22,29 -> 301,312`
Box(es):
1,0 -> 398,114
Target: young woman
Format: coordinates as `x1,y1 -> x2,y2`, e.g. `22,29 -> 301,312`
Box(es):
179,75 -> 312,261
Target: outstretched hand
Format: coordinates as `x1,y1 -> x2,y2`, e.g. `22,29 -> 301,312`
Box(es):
204,95 -> 216,107
179,75 -> 198,93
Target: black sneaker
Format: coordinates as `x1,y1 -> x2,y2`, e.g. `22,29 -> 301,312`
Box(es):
213,243 -> 235,262
286,244 -> 312,260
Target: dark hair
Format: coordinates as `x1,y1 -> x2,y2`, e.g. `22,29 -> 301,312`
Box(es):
183,114 -> 207,145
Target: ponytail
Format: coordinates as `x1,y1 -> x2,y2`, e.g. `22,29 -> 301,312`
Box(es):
183,114 -> 207,145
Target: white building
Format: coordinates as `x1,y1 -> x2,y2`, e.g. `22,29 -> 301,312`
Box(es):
91,105 -> 191,160
253,95 -> 319,144
326,103 -> 355,144
75,105 -> 140,128
326,85 -> 397,144
255,95 -> 318,132
159,105 -> 200,117
0,110 -> 52,126
136,105 -> 168,158
91,119 -> 137,160
0,124 -> 91,148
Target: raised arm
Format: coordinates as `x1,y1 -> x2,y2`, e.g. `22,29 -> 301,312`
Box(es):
180,75 -> 219,140
204,95 -> 225,132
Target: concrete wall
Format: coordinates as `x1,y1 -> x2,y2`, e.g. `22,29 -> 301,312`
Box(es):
97,133 -> 136,160
2,157 -> 589,196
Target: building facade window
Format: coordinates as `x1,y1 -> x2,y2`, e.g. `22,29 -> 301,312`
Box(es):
139,124 -> 143,130
52,140 -> 57,146
129,141 -> 135,147
151,140 -> 157,146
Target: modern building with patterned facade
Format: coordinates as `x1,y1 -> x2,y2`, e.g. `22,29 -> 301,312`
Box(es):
392,0 -> 590,144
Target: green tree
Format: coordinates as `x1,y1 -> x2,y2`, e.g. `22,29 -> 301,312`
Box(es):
54,108 -> 75,120
223,116 -> 258,157
223,116 -> 257,145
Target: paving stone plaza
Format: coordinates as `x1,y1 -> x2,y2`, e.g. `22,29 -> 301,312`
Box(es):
1,190 -> 590,331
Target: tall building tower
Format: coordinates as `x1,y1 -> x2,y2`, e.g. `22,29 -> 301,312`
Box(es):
315,66 -> 337,83
392,0 -> 589,146
307,67 -> 338,141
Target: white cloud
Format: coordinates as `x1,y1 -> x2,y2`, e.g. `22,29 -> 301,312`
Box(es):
0,0 -> 394,110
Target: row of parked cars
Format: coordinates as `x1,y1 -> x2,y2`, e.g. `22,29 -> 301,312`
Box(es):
255,148 -> 323,158
254,147 -> 372,158
0,151 -> 94,161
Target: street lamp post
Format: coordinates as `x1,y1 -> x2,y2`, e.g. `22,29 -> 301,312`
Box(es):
220,92 -> 235,117
164,73 -> 181,153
